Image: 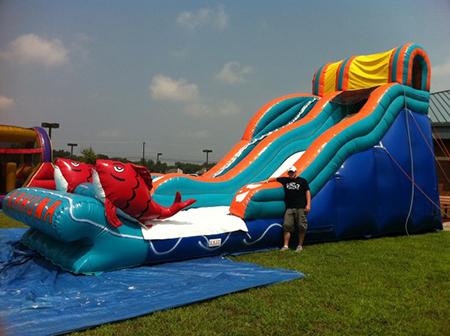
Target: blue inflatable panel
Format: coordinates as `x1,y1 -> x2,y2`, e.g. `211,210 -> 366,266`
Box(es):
145,218 -> 284,264
0,228 -> 304,336
306,110 -> 442,242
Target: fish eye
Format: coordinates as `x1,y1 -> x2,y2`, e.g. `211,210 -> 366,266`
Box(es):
71,162 -> 80,167
113,165 -> 125,173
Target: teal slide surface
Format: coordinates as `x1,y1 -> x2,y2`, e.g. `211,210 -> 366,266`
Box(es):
153,93 -> 366,208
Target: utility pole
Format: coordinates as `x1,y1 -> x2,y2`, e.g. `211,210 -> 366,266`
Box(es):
41,122 -> 60,139
156,153 -> 162,173
142,142 -> 146,166
203,149 -> 212,165
67,143 -> 78,159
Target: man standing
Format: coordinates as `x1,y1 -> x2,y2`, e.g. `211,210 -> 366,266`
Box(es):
265,166 -> 311,252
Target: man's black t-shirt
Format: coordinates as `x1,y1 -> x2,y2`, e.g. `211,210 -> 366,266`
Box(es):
276,177 -> 310,209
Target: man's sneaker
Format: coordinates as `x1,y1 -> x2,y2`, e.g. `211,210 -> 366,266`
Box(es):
295,246 -> 303,253
279,246 -> 290,252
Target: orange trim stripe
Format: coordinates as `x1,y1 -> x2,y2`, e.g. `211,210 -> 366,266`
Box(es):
230,182 -> 281,218
294,84 -> 395,176
241,94 -> 315,141
318,63 -> 331,97
405,48 -> 431,91
335,61 -> 345,91
388,46 -> 398,83
341,56 -> 357,91
201,140 -> 248,178
231,84 -> 398,218
406,48 -> 419,87
395,43 -> 413,85
203,93 -> 316,178
152,92 -> 338,193
312,67 -> 320,95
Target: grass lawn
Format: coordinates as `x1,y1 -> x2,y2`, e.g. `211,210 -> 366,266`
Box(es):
0,213 -> 27,228
1,211 -> 449,335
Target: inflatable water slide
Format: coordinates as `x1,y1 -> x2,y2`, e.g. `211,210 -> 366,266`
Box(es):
3,44 -> 442,274
0,125 -> 55,206
153,43 -> 441,236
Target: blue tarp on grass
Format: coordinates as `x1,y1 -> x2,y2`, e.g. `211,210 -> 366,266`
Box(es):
0,229 -> 304,336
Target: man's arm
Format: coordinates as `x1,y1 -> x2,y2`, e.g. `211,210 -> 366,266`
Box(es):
305,190 -> 311,213
264,177 -> 278,183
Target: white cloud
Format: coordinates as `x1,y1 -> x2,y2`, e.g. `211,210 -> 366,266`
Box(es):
70,33 -> 94,62
432,60 -> 450,92
183,102 -> 212,116
2,34 -> 69,67
215,62 -> 255,84
171,48 -> 188,60
0,96 -> 14,110
98,129 -> 126,139
183,99 -> 241,117
186,130 -> 210,139
150,75 -> 200,102
176,5 -> 229,33
433,60 -> 450,76
150,74 -> 242,117
215,100 -> 242,116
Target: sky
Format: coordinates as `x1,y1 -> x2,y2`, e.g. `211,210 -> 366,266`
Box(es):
1,0 -> 450,164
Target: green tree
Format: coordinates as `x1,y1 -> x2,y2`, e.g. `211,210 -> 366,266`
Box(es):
80,147 -> 98,165
173,162 -> 198,174
110,157 -> 132,164
53,149 -> 71,160
97,153 -> 110,160
153,161 -> 168,174
53,149 -> 82,162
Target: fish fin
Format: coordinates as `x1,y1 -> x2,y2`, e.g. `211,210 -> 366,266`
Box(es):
130,164 -> 153,191
105,198 -> 123,227
159,191 -> 196,219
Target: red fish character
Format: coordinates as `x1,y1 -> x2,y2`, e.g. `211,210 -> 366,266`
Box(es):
93,160 -> 196,228
54,158 -> 93,193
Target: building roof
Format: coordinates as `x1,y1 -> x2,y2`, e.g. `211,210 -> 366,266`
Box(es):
429,90 -> 450,124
